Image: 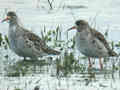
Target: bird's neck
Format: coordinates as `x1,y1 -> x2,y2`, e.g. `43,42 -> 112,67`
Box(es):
9,21 -> 18,26
9,20 -> 20,33
77,26 -> 90,33
9,18 -> 21,26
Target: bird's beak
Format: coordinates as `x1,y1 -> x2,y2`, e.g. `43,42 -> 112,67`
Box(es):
67,26 -> 76,31
1,16 -> 11,23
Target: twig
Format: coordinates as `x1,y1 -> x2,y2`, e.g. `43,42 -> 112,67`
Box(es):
48,0 -> 54,10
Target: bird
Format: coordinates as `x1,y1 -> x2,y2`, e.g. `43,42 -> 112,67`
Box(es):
1,11 -> 60,60
67,20 -> 117,69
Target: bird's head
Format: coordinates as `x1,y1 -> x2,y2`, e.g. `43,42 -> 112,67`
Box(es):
67,20 -> 89,32
1,11 -> 17,23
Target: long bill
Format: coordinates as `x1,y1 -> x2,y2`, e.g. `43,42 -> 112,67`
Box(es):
67,26 -> 76,31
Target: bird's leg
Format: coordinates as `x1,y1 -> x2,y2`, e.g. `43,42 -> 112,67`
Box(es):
99,57 -> 103,70
88,57 -> 92,68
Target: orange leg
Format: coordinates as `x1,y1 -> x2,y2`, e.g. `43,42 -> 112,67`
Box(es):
88,57 -> 92,68
99,57 -> 103,69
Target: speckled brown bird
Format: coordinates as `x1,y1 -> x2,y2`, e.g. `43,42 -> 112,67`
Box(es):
68,20 -> 117,69
1,11 -> 60,60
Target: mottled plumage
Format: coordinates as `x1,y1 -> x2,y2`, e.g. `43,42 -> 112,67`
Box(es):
2,11 -> 60,59
68,20 -> 117,69
91,28 -> 117,56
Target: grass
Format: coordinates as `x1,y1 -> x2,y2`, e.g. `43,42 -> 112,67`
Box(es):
0,26 -> 120,90
0,25 -> 120,77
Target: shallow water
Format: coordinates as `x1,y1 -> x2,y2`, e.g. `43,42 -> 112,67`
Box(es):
0,0 -> 120,90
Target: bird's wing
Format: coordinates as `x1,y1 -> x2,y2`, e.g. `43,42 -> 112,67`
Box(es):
90,28 -> 117,56
22,28 -> 60,55
90,28 -> 111,51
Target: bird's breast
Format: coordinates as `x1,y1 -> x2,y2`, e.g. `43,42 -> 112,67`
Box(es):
8,25 -> 18,48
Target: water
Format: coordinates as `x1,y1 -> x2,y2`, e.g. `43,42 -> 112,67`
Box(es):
0,0 -> 120,90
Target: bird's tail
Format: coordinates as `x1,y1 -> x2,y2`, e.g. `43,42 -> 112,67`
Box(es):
42,46 -> 60,55
109,50 -> 118,56
47,48 -> 61,55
